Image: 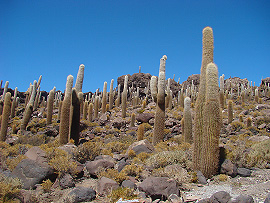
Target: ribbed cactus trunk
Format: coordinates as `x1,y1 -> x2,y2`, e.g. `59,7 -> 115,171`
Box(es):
46,89 -> 55,125
70,89 -> 82,145
0,92 -> 11,141
83,100 -> 88,120
88,102 -> 93,122
74,64 -> 85,92
150,76 -> 158,103
184,97 -> 192,144
121,75 -> 128,118
227,100 -> 233,124
101,82 -> 107,114
219,74 -> 225,109
153,55 -> 167,145
94,96 -> 99,119
200,63 -> 221,178
59,75 -> 73,145
193,27 -> 214,171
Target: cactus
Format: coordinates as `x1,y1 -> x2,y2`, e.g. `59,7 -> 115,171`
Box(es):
70,89 -> 82,145
116,84 -> 121,107
150,76 -> 158,103
57,100 -> 63,121
94,96 -> 99,119
10,87 -> 18,118
0,92 -> 11,141
165,78 -> 171,108
74,64 -> 85,92
200,63 -> 222,179
59,75 -> 73,145
88,102 -> 93,122
101,82 -> 107,114
46,89 -> 55,125
153,55 -> 167,145
130,113 -> 135,127
137,124 -> 144,141
219,74 -> 225,109
109,79 -> 114,110
193,26 -> 214,172
184,97 -> 192,143
227,100 -> 233,124
121,75 -> 128,118
83,100 -> 88,120
2,81 -> 9,101
20,80 -> 37,131
254,88 -> 259,103
247,117 -> 252,128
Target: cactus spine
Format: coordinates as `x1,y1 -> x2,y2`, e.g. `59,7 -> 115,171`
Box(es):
0,92 -> 11,141
153,55 -> 167,145
227,100 -> 233,124
193,26 -> 214,172
121,75 -> 128,118
59,75 -> 73,145
200,63 -> 221,178
101,81 -> 107,114
184,97 -> 192,143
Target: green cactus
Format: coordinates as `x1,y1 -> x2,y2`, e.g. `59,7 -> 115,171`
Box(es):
10,87 -> 18,118
200,62 -> 222,179
109,79 -> 114,110
83,100 -> 88,120
153,55 -> 167,145
130,112 -> 135,127
46,89 -> 55,125
101,81 -> 107,114
88,102 -> 93,122
121,75 -> 128,118
59,75 -> 73,145
193,26 -> 214,171
94,96 -> 99,119
0,92 -> 11,141
247,117 -> 252,128
137,124 -> 144,141
184,97 -> 192,144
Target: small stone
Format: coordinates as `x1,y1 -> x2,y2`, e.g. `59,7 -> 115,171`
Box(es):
210,191 -> 231,203
237,168 -> 252,177
196,171 -> 207,185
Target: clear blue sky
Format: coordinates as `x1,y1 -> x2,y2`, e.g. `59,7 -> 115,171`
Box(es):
1,0 -> 270,93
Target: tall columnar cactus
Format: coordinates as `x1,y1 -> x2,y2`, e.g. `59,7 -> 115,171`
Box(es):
193,26 -> 214,171
121,75 -> 128,118
153,55 -> 167,145
254,88 -> 259,103
94,96 -> 99,119
0,92 -> 11,141
200,63 -> 221,179
21,80 -> 37,131
137,124 -> 144,141
83,100 -> 88,120
247,117 -> 252,128
116,84 -> 121,107
101,81 -> 107,114
57,100 -> 63,121
227,100 -> 233,124
184,97 -> 192,144
70,89 -> 82,145
2,81 -> 9,101
74,64 -> 85,92
59,75 -> 73,145
88,102 -> 93,122
46,89 -> 55,125
219,74 -> 225,109
165,78 -> 171,108
11,87 -> 18,118
130,112 -> 135,127
109,79 -> 114,110
150,76 -> 158,103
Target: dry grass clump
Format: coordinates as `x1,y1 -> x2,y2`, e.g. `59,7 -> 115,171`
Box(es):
96,168 -> 128,184
108,187 -> 137,203
73,141 -> 102,163
0,173 -> 22,202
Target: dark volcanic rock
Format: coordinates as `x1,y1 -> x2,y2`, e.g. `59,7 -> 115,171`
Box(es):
220,159 -> 238,178
67,186 -> 96,202
210,191 -> 231,203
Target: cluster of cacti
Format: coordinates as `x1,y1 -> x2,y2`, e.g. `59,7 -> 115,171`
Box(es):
152,55 -> 167,145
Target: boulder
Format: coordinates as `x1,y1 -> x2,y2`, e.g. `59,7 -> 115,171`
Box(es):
121,180 -> 136,189
59,173 -> 75,189
86,159 -> 114,176
66,186 -> 96,202
136,113 -> 154,123
237,168 -> 252,177
97,177 -> 119,196
265,193 -> 270,203
220,159 -> 237,178
138,176 -> 179,201
11,158 -> 55,189
112,117 -> 127,129
196,171 -> 207,185
24,146 -> 48,166
231,194 -> 254,203
210,191 -> 231,203
126,139 -> 155,155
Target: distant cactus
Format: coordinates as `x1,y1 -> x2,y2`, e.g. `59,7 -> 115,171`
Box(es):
247,117 -> 252,128
184,97 -> 192,144
153,55 -> 167,145
101,81 -> 107,114
59,75 -> 73,145
10,87 -> 18,118
116,84 -> 121,107
94,96 -> 99,119
83,100 -> 88,120
57,100 -> 63,121
137,124 -> 144,141
21,80 -> 37,131
219,75 -> 225,109
46,89 -> 55,125
227,100 -> 233,124
239,114 -> 243,122
0,92 -> 11,141
74,64 -> 85,92
130,113 -> 135,127
254,88 -> 259,103
88,102 -> 93,122
200,63 -> 222,179
193,26 -> 214,172
121,75 -> 128,118
109,79 -> 114,110
150,76 -> 158,103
